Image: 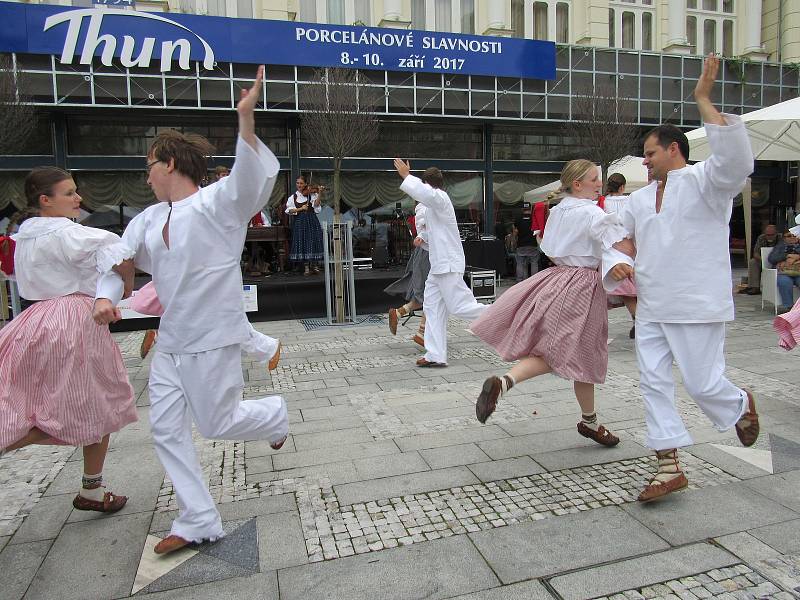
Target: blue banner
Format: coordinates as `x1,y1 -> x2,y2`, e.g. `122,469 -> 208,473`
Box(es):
0,1 -> 555,79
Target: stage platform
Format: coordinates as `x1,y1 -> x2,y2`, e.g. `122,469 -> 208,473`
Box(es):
111,267 -> 408,332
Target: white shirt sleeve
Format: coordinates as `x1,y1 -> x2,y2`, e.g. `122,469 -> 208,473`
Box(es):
202,135 -> 280,229
121,210 -> 153,275
696,114 -> 754,206
312,193 -> 322,214
400,176 -> 449,212
285,195 -> 296,214
95,270 -> 124,304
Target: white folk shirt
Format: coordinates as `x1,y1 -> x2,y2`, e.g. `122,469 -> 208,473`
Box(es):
540,197 -> 628,269
285,193 -> 321,214
604,115 -> 754,323
415,203 -> 430,251
603,195 -> 628,217
122,136 -> 279,354
13,217 -> 129,302
401,175 -> 463,274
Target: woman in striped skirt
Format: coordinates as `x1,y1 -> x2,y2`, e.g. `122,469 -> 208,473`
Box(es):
0,167 -> 138,513
471,160 -> 635,447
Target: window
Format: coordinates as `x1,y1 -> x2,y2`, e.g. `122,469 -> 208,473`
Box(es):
327,0 -> 345,24
704,19 -> 716,55
723,19 -> 733,56
687,0 -> 696,6
206,0 -> 225,16
435,0 -> 451,32
354,0 -> 371,25
533,2 -> 548,40
622,11 -> 635,49
298,0 -> 316,21
556,3 -> 569,43
642,12 -> 652,50
511,0 -> 525,38
687,16 -> 697,49
237,0 -> 252,18
461,0 -> 475,33
411,0 -> 426,30
702,0 -> 717,9
609,9 -> 615,46
722,0 -> 734,12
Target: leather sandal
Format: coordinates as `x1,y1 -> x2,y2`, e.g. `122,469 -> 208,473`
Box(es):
416,357 -> 446,368
735,389 -> 759,447
412,333 -> 425,348
268,342 -> 282,371
388,308 -> 399,335
638,472 -> 689,502
154,535 -> 192,555
72,490 -> 128,513
577,422 -> 620,447
476,376 -> 502,424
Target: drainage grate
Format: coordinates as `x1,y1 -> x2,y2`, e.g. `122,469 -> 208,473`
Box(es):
299,314 -> 385,331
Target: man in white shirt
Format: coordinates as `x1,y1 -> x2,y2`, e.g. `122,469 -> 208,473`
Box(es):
394,159 -> 487,367
605,55 -> 759,502
122,67 -> 289,553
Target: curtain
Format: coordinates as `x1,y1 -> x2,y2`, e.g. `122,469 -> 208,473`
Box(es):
622,12 -> 635,49
354,0 -> 370,24
435,0 -> 452,32
74,172 -> 157,210
556,2 -> 569,43
533,2 -> 548,40
411,0 -> 426,30
0,173 -> 26,211
299,0 -> 316,21
327,0 -> 345,24
461,0 -> 474,33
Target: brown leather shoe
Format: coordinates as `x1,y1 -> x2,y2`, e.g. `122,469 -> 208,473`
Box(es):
72,490 -> 128,513
577,422 -> 620,447
416,357 -> 446,368
140,329 -> 157,359
270,435 -> 288,450
154,535 -> 192,555
476,376 -> 502,424
268,341 -> 281,371
388,308 -> 399,335
735,389 -> 759,447
412,333 -> 425,348
637,472 -> 689,502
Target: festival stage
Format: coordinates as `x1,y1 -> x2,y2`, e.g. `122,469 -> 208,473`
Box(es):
111,267 -> 408,332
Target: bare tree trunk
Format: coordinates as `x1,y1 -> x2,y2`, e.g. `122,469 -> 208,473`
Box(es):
332,160 -> 345,323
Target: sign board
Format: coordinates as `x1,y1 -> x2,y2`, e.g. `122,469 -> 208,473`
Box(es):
243,284 -> 258,313
93,0 -> 135,7
0,2 -> 556,79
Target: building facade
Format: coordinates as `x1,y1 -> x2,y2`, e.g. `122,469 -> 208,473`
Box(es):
0,0 -> 798,239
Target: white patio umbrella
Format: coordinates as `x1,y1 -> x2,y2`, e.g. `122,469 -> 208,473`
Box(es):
606,156 -> 648,192
686,96 -> 800,161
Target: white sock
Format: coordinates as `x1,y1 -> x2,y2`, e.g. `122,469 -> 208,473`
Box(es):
80,472 -> 105,501
581,412 -> 599,431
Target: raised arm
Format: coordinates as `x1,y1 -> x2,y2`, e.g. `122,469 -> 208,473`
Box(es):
394,159 -> 449,212
237,65 -> 263,151
694,55 -> 754,198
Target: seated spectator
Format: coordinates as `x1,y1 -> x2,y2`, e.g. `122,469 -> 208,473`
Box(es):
740,224 -> 779,295
768,229 -> 800,313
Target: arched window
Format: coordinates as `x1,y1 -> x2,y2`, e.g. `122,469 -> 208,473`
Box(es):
556,3 -> 569,43
703,19 -> 717,55
327,0 -> 345,24
609,8 -> 615,46
533,2 -> 548,40
722,19 -> 733,56
642,12 -> 652,50
461,0 -> 475,33
687,15 -> 697,51
622,11 -> 635,49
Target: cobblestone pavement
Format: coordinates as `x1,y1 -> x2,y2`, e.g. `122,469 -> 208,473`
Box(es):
2,290 -> 800,600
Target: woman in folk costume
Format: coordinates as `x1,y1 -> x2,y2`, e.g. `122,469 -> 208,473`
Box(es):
0,167 -> 138,513
385,201 -> 430,347
602,173 -> 638,339
129,281 -> 282,369
773,216 -> 800,350
286,173 -> 324,275
471,160 -> 635,447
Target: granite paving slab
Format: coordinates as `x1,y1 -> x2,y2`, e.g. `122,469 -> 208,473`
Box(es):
0,540 -> 51,600
278,535 -> 500,600
469,506 -> 670,583
445,580 -> 556,600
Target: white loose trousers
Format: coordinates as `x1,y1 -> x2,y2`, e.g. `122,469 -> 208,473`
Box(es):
423,272 -> 488,364
149,344 -> 288,542
635,321 -> 747,450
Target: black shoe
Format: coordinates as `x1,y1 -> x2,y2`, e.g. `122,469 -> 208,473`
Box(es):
629,325 -> 635,339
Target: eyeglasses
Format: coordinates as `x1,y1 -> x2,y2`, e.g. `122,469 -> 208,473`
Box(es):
145,160 -> 160,174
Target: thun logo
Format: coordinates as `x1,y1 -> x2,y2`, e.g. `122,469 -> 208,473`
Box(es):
44,8 -> 215,72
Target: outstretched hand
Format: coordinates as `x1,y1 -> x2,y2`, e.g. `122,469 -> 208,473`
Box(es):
93,299 -> 122,325
610,263 -> 634,282
237,65 -> 264,116
394,158 -> 410,179
694,54 -> 719,103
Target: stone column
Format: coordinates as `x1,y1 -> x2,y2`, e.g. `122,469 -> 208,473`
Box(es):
488,1 -> 505,29
379,0 -> 410,28
742,0 -> 768,60
664,0 -> 692,54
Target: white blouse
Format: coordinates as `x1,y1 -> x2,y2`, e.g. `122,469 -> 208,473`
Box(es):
540,197 -> 628,269
12,217 -> 131,302
285,192 -> 321,214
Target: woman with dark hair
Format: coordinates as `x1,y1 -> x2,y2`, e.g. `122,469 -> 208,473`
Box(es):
0,166 -> 137,513
286,173 -> 324,275
603,173 -> 638,338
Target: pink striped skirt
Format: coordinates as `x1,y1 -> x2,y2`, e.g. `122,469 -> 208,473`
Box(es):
471,265 -> 608,384
129,281 -> 163,316
774,297 -> 800,351
0,294 -> 137,447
